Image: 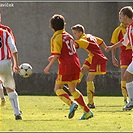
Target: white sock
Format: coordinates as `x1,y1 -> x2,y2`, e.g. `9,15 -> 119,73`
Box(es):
126,81 -> 133,101
0,83 -> 5,99
8,91 -> 20,116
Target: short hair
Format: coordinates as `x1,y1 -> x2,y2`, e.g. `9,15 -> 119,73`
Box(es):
119,6 -> 133,19
71,24 -> 85,33
50,14 -> 65,31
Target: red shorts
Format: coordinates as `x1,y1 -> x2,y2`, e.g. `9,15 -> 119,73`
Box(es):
56,72 -> 80,84
120,50 -> 132,68
83,57 -> 107,74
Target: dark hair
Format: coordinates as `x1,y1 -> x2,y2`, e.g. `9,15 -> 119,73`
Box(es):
50,14 -> 65,31
71,24 -> 85,33
119,6 -> 133,19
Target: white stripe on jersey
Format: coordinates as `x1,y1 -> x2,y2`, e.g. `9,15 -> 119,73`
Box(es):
0,29 -> 17,61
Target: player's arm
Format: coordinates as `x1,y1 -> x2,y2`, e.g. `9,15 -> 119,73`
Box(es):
111,48 -> 118,67
105,41 -> 123,52
12,52 -> 19,73
44,55 -> 59,74
7,33 -> 19,72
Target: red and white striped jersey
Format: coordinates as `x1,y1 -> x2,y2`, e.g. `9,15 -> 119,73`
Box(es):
121,21 -> 133,59
0,28 -> 17,61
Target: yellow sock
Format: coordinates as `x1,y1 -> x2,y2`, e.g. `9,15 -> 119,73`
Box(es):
71,89 -> 89,112
55,89 -> 72,106
121,81 -> 128,100
87,81 -> 95,104
79,72 -> 84,83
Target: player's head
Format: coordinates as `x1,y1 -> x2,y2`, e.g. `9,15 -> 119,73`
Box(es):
50,14 -> 65,31
119,6 -> 133,25
71,24 -> 85,40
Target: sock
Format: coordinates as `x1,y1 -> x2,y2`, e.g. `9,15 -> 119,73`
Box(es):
87,81 -> 95,104
71,89 -> 90,112
126,81 -> 133,100
55,89 -> 73,106
79,72 -> 84,83
0,83 -> 5,99
8,91 -> 20,116
121,81 -> 128,100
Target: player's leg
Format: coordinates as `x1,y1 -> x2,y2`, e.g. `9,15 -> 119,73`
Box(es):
79,66 -> 89,82
68,81 -> 93,120
123,62 -> 133,111
86,74 -> 96,108
0,80 -> 6,106
121,67 -> 128,104
54,84 -> 73,106
1,60 -> 22,120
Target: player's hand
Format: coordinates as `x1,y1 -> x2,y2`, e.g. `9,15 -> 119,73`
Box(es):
105,46 -> 113,52
48,55 -> 54,62
13,65 -> 19,73
112,57 -> 119,67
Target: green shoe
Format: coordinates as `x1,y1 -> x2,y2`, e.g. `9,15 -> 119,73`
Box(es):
68,102 -> 78,119
79,110 -> 94,120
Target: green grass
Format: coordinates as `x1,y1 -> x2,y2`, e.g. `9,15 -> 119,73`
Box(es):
0,96 -> 133,132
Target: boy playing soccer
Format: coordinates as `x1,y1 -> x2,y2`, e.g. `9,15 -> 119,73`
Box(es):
110,10 -> 132,105
106,6 -> 133,111
44,14 -> 93,120
71,24 -> 108,108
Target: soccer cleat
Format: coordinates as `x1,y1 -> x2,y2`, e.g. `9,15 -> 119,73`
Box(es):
1,98 -> 6,106
68,102 -> 78,119
124,99 -> 129,105
123,101 -> 133,111
15,111 -> 23,120
87,103 -> 95,109
79,110 -> 94,120
15,115 -> 22,120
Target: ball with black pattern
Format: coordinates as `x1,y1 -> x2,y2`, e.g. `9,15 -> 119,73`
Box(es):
19,63 -> 33,78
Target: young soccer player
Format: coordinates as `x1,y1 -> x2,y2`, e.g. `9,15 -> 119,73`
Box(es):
110,11 -> 132,105
106,6 -> 133,111
0,26 -> 22,120
71,24 -> 108,108
44,14 -> 94,120
0,14 -> 16,106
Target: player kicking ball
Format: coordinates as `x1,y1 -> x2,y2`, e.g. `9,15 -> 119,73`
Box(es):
44,14 -> 93,120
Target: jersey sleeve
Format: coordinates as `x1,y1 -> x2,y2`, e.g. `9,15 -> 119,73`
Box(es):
75,39 -> 89,49
7,33 -> 17,53
95,36 -> 103,46
110,28 -> 119,45
121,30 -> 130,46
51,35 -> 62,55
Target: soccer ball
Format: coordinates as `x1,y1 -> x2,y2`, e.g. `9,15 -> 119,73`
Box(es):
19,63 -> 33,78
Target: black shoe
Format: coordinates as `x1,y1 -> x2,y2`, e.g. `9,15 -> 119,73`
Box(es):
87,103 -> 95,109
15,115 -> 22,120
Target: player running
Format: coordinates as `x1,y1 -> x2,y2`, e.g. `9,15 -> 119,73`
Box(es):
0,14 -> 16,106
44,14 -> 94,120
71,24 -> 108,108
106,6 -> 133,111
110,10 -> 132,105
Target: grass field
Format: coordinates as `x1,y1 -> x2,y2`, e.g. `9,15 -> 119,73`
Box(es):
0,96 -> 133,132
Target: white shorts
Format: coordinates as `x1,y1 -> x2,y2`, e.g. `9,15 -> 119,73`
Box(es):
0,59 -> 16,90
126,61 -> 133,74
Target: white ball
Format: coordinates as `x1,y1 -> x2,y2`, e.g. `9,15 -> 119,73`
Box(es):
19,63 -> 33,78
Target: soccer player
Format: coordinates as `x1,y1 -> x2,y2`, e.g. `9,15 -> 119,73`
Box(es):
110,10 -> 132,105
0,14 -> 16,106
71,24 -> 108,108
106,6 -> 133,111
0,26 -> 22,120
44,14 -> 94,120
